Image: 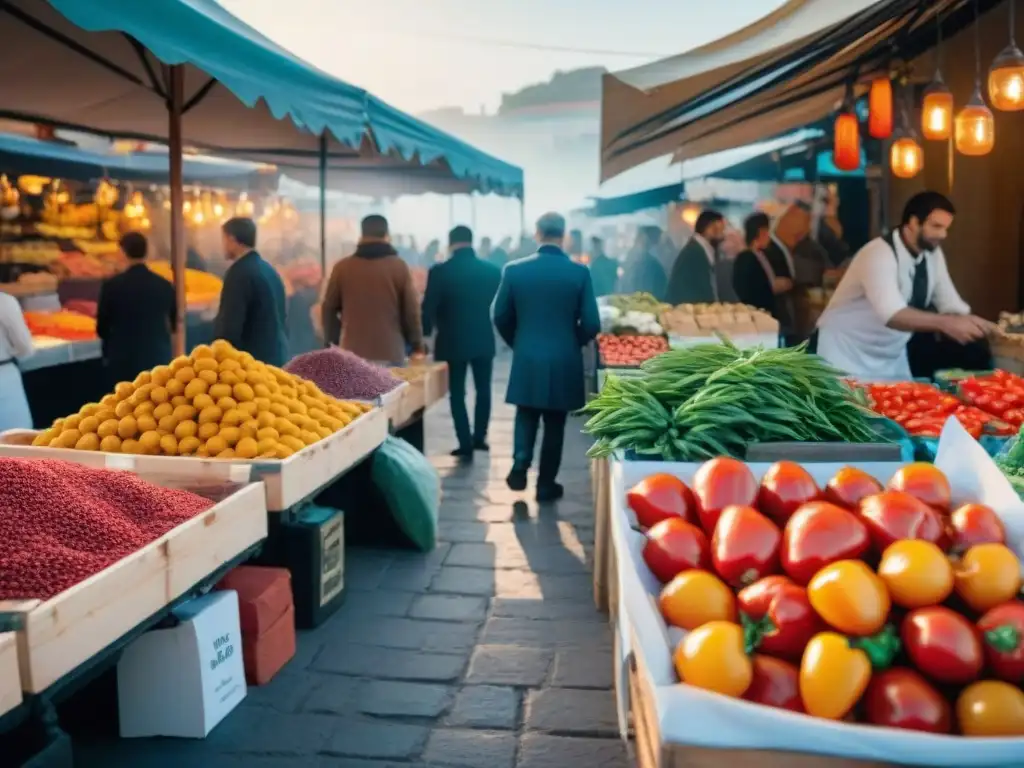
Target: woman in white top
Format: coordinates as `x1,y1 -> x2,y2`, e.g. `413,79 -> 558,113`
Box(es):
0,291 -> 34,430
816,191 -> 994,380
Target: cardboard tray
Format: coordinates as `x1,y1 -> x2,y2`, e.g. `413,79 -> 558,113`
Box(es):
0,482 -> 267,694
0,408 -> 388,512
0,633 -> 21,717
383,363 -> 449,428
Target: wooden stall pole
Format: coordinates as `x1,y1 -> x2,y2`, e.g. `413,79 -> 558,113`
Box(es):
518,197 -> 526,237
167,64 -> 187,358
318,132 -> 327,276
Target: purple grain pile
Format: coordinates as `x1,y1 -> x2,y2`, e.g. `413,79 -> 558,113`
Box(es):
285,348 -> 402,400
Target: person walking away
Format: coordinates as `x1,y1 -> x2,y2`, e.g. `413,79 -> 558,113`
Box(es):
621,226 -> 667,299
422,225 -> 501,460
321,214 -> 425,363
215,217 -> 289,366
815,191 -> 994,380
732,213 -> 793,317
481,237 -> 509,271
667,210 -> 725,305
493,212 -> 601,502
0,291 -> 35,430
96,232 -> 176,386
589,236 -> 619,297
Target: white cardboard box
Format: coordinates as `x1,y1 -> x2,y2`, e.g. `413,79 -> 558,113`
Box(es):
117,590 -> 247,738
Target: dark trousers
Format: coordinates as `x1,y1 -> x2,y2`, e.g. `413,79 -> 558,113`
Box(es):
513,407 -> 568,486
907,333 -> 992,379
448,357 -> 493,449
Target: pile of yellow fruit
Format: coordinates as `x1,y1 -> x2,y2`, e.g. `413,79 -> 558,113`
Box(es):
147,261 -> 223,307
33,339 -> 373,460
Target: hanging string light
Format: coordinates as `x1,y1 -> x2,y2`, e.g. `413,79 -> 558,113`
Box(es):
833,84 -> 861,172
956,0 -> 996,155
890,85 -> 924,179
922,13 -> 954,140
868,75 -> 894,139
989,0 -> 1024,110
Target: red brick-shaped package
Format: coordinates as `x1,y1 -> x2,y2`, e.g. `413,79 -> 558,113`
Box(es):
215,566 -> 292,637
243,603 -> 296,685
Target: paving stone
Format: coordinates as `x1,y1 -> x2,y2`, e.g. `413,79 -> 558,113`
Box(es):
327,616 -> 480,653
335,589 -> 417,618
219,711 -> 340,755
466,645 -> 553,686
302,675 -> 358,714
314,644 -> 468,682
517,734 -> 629,768
377,565 -> 441,592
324,718 -> 430,760
481,617 -> 612,650
422,729 -> 517,768
550,649 -> 615,690
445,542 -> 587,574
356,680 -> 453,718
524,689 -> 618,736
446,685 -> 520,729
243,669 -> 324,713
430,566 -> 497,595
490,598 -> 607,622
410,594 -> 489,621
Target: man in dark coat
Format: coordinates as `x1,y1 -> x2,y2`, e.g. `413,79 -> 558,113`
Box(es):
422,225 -> 502,460
732,212 -> 793,316
588,236 -> 619,297
96,232 -> 176,386
621,226 -> 667,299
667,210 -> 726,305
214,217 -> 289,366
493,212 -> 601,502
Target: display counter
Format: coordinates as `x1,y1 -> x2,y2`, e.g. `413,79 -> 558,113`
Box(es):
20,336 -> 101,373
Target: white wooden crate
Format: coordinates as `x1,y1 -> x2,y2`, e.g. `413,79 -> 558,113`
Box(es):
0,633 -> 21,717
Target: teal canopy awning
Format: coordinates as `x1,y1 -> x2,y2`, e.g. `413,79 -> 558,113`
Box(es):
0,0 -> 522,197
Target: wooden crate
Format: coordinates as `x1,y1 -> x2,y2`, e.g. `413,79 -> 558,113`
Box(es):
0,632 -> 21,717
382,381 -> 423,429
423,362 -> 449,406
992,334 -> 1024,376
0,407 -> 388,512
627,653 -> 893,768
0,482 -> 266,694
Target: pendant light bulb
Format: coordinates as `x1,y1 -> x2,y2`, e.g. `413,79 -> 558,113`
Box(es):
989,1 -> 1024,110
955,86 -> 996,156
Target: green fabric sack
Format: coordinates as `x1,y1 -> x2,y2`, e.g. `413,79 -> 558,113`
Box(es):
370,436 -> 440,551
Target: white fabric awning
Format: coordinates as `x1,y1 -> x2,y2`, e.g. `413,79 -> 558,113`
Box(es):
600,0 -> 950,181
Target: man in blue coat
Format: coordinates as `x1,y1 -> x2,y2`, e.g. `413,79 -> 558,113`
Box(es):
493,212 -> 601,502
422,225 -> 502,460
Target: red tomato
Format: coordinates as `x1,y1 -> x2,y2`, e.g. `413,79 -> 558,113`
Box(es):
743,655 -> 803,712
755,461 -> 820,527
823,467 -> 883,510
949,503 -> 1006,553
692,457 -> 758,534
857,491 -> 945,553
781,502 -> 870,585
711,505 -> 781,588
977,601 -> 1024,683
626,474 -> 698,529
902,606 -> 983,685
863,668 -> 952,734
738,575 -> 822,661
641,518 -> 711,584
887,463 -> 952,511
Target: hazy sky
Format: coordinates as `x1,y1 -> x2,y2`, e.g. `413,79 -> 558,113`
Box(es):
220,0 -> 784,114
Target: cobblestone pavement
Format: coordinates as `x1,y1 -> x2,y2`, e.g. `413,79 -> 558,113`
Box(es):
75,356 -> 629,768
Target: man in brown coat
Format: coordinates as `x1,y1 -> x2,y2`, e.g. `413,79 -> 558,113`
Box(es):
320,215 -> 425,362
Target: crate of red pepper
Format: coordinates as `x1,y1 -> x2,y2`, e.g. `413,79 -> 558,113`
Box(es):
936,369 -> 1024,431
596,332 -> 669,369
608,423 -> 1024,765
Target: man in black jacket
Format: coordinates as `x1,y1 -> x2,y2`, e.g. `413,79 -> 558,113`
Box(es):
96,232 -> 176,386
214,217 -> 288,366
667,210 -> 725,305
732,212 -> 793,316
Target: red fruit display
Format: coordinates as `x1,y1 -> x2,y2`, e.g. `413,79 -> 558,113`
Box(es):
857,491 -> 945,553
626,473 -> 698,529
597,333 -> 669,367
737,575 -> 821,662
977,601 -> 1024,684
756,461 -> 820,526
640,518 -> 711,584
743,655 -> 803,712
711,506 -> 781,588
692,457 -> 758,534
902,607 -> 984,685
887,462 -> 952,511
863,668 -> 952,734
949,503 -> 1006,552
781,501 -> 870,585
823,466 -> 883,510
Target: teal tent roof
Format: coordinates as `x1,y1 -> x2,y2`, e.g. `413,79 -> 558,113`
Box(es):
0,0 -> 522,197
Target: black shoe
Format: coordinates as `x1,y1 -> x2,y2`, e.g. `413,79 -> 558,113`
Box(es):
506,469 -> 528,491
450,447 -> 474,461
473,441 -> 490,452
536,483 -> 564,503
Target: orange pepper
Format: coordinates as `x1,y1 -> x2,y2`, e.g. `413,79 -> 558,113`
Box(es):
674,620 -> 753,698
807,560 -> 890,636
799,627 -> 900,719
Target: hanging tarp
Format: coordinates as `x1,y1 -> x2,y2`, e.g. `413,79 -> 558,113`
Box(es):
585,182 -> 686,218
0,0 -> 522,197
600,0 -> 997,181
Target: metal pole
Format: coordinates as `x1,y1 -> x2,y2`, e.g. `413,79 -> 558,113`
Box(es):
318,132 -> 327,275
518,198 -> 526,236
448,196 -> 454,227
167,65 -> 186,358
469,193 -> 477,231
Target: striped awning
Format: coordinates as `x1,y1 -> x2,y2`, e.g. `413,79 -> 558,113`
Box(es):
600,0 -> 1000,181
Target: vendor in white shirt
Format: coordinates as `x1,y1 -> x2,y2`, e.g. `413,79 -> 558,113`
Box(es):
815,191 -> 994,380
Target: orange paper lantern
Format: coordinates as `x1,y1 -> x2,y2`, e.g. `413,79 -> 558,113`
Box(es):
921,81 -> 954,140
833,112 -> 861,172
989,44 -> 1024,111
955,89 -> 995,156
890,137 -> 924,179
868,77 -> 894,139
